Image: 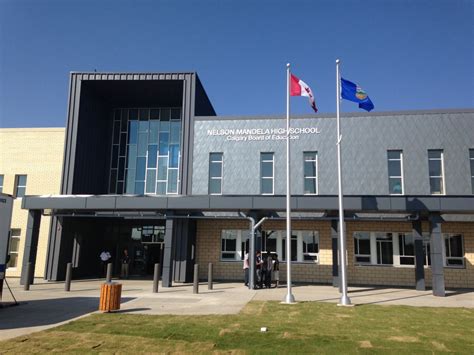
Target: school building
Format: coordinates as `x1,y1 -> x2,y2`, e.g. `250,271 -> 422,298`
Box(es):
1,72 -> 473,297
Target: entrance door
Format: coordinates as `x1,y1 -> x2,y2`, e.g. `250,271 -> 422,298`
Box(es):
129,225 -> 165,276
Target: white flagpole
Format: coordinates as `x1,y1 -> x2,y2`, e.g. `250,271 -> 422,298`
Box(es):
336,59 -> 351,306
284,63 -> 295,304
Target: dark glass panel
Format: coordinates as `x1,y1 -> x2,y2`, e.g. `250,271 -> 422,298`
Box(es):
113,121 -> 121,144
126,144 -> 137,169
138,133 -> 148,156
388,160 -> 401,177
111,145 -> 119,168
121,109 -> 128,131
135,157 -> 146,180
261,179 -> 273,194
400,234 -> 414,256
389,178 -> 402,194
134,181 -> 145,195
304,178 -> 316,194
149,120 -> 159,143
147,145 -> 158,168
156,181 -> 166,195
139,109 -> 149,121
209,162 -> 222,178
146,170 -> 156,193
400,256 -> 415,265
304,161 -> 316,177
169,145 -> 180,168
167,169 -> 178,193
116,181 -> 124,194
387,150 -> 401,160
210,153 -> 222,162
150,109 -> 160,120
170,108 -> 181,120
129,109 -> 138,120
261,153 -> 273,161
161,108 -> 170,121
170,121 -> 181,143
449,235 -> 463,257
429,160 -> 442,176
428,150 -> 441,159
118,157 -> 125,180
128,121 -> 138,144
159,132 -> 169,154
430,178 -> 443,194
261,161 -> 273,178
157,157 -> 167,180
209,179 -> 221,194
304,152 -> 316,161
109,169 -> 117,193
119,133 -> 127,156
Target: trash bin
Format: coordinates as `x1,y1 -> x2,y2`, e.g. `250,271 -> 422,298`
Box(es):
99,282 -> 122,312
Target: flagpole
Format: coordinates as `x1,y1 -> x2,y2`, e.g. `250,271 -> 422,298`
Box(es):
336,59 -> 351,306
284,62 -> 295,304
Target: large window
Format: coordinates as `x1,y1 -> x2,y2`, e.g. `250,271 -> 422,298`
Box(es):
220,230 -> 249,261
260,153 -> 274,195
7,229 -> 21,268
109,108 -> 182,195
14,175 -> 27,198
387,150 -> 404,194
428,150 -> 445,194
262,230 -> 319,263
354,232 -> 464,268
209,153 -> 223,194
0,175 -> 3,193
303,152 -> 318,195
470,149 -> 474,194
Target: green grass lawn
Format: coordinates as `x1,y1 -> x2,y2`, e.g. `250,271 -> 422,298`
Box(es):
1,301 -> 473,353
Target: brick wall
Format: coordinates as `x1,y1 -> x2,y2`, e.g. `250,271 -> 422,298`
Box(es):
0,128 -> 65,278
195,219 -> 474,288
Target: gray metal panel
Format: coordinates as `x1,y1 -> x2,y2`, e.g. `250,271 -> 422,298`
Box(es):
115,196 -> 167,209
440,197 -> 474,211
192,112 -> 474,196
296,196 -> 338,210
253,196 -> 291,210
167,196 -> 210,209
85,196 -> 117,209
209,196 -> 253,209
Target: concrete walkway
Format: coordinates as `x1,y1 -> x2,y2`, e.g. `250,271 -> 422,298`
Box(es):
0,277 -> 473,341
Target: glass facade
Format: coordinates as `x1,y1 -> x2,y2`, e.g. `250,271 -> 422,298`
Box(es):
109,108 -> 182,195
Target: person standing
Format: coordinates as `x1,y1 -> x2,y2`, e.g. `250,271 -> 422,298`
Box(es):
273,254 -> 280,288
256,251 -> 263,289
264,252 -> 273,288
243,251 -> 249,287
120,249 -> 130,279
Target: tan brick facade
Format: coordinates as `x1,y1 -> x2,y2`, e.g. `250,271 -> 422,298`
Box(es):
0,128 -> 65,278
196,219 -> 474,288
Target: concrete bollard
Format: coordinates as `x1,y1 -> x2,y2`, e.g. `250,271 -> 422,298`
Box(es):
153,263 -> 160,293
24,262 -> 32,291
193,264 -> 199,294
208,263 -> 213,290
106,263 -> 113,283
65,262 -> 72,291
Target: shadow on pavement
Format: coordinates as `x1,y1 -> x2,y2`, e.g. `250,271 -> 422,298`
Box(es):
0,297 -> 135,330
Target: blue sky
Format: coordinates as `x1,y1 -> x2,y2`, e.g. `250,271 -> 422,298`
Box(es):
0,0 -> 472,127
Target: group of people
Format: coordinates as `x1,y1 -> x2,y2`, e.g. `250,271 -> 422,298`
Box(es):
99,249 -> 130,279
243,251 -> 280,289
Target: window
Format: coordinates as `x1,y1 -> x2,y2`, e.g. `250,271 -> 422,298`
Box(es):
398,233 -> 415,265
209,153 -> 223,194
109,108 -> 182,195
220,230 -> 249,261
262,230 -> 319,263
375,233 -> 393,265
0,175 -> 3,193
470,149 -> 474,194
444,234 -> 464,267
14,175 -> 27,198
260,153 -> 274,194
7,229 -> 21,268
354,232 -> 371,264
303,152 -> 318,194
428,150 -> 445,194
387,150 -> 404,194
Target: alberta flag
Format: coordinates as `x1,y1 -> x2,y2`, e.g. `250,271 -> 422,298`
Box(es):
341,78 -> 374,112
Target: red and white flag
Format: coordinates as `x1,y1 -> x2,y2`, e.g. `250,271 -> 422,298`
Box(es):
290,74 -> 318,113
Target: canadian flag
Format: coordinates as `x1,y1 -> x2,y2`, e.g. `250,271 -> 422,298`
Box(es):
290,74 -> 318,113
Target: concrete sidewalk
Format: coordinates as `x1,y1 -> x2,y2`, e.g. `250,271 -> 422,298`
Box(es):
0,277 -> 473,341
